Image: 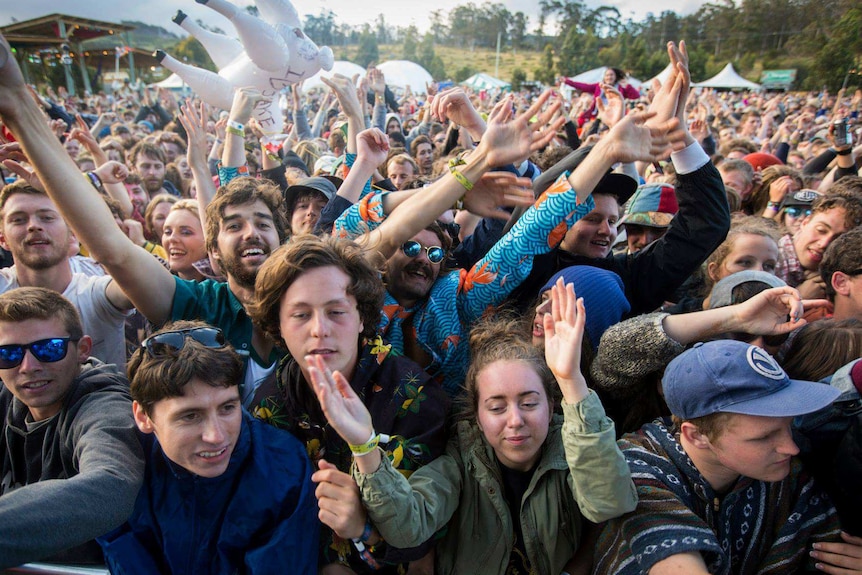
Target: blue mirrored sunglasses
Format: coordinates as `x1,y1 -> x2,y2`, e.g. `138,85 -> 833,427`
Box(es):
0,337 -> 74,369
401,240 -> 445,264
784,207 -> 812,218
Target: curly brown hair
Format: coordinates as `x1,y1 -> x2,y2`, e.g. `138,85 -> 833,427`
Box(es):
203,176 -> 287,254
249,235 -> 384,347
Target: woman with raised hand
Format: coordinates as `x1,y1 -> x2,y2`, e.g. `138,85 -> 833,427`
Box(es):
308,278 -> 636,575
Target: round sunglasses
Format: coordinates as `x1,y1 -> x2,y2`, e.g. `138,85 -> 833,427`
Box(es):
401,240 -> 445,264
0,337 -> 75,369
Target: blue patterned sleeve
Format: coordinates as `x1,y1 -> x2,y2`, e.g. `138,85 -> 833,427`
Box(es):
455,174 -> 595,322
332,191 -> 389,240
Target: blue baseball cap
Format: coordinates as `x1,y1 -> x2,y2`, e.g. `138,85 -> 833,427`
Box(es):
663,340 -> 841,419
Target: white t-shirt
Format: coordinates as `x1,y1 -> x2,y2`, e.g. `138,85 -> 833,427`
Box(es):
0,267 -> 130,369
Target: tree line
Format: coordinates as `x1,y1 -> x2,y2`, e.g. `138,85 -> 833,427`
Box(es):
166,0 -> 860,91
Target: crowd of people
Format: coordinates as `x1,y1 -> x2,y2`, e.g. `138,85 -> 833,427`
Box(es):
1,30 -> 862,574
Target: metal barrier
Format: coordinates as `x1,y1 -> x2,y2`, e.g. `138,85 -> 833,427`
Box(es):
3,564 -> 109,575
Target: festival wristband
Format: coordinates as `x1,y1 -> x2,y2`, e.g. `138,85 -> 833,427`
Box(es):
349,430 -> 390,457
226,120 -> 244,137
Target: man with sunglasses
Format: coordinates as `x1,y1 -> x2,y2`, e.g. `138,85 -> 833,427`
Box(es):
0,287 -> 144,569
98,321 -> 318,574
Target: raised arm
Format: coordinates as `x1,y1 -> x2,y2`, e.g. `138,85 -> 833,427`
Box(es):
0,33 -> 177,324
363,90 -> 564,259
544,279 -> 637,522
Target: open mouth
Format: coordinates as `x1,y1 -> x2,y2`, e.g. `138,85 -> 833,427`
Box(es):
21,381 -> 50,391
198,447 -> 228,459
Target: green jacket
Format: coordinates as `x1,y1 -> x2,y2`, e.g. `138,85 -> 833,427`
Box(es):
356,391 -> 637,575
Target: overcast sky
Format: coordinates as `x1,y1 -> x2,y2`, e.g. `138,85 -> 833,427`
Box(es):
1,0 -> 709,36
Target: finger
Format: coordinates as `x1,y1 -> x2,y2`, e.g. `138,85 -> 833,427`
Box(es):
523,89 -> 552,122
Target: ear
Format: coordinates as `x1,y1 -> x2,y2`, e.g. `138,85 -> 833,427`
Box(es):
707,261 -> 720,283
132,401 -> 155,434
75,335 -> 92,363
832,271 -> 851,297
680,421 -> 713,450
0,229 -> 9,252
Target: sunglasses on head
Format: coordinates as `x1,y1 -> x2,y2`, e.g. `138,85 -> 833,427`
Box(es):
784,207 -> 811,218
401,241 -> 445,264
0,337 -> 75,369
141,327 -> 226,357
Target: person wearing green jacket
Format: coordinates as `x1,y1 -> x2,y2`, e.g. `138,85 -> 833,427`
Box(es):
308,278 -> 637,575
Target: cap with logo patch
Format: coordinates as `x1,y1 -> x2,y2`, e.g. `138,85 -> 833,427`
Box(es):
662,340 -> 841,419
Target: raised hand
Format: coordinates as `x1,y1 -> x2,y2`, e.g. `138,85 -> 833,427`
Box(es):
0,34 -> 28,120
321,73 -> 362,120
229,86 -> 261,125
368,67 -> 386,95
430,87 -> 486,137
542,278 -> 589,404
307,353 -> 374,448
601,111 -> 686,164
177,101 -> 210,167
355,128 -> 390,168
596,83 -> 625,128
768,175 -> 797,204
729,285 -> 823,335
462,172 -> 534,221
93,160 -> 129,185
478,90 -> 564,168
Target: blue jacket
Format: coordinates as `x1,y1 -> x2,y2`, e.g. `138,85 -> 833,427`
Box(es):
99,411 -> 319,574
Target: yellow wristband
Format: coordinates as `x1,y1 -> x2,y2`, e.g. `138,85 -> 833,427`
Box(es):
349,430 -> 382,456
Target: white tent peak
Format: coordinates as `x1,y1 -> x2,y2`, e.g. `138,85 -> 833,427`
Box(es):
694,63 -> 761,90
377,61 -> 434,94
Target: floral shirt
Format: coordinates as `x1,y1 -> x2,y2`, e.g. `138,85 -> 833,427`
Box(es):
333,174 -> 595,396
253,336 -> 449,573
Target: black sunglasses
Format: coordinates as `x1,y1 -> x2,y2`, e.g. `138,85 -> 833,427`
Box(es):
0,337 -> 75,369
401,240 -> 445,264
141,327 -> 226,357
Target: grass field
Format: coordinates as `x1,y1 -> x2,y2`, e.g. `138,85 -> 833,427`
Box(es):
335,43 -> 544,83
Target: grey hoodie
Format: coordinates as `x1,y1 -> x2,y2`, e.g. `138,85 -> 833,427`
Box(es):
0,359 -> 144,568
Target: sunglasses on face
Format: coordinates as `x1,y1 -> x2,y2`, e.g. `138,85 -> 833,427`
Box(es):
784,207 -> 811,218
0,337 -> 75,369
401,241 -> 445,264
141,327 -> 226,357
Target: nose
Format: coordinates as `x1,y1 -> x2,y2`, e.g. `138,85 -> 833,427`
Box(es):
597,220 -> 611,236
18,348 -> 43,372
777,426 -> 800,457
507,407 -> 525,429
309,311 -> 330,339
202,416 -> 226,445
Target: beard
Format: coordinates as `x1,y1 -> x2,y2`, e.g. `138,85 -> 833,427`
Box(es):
216,241 -> 271,289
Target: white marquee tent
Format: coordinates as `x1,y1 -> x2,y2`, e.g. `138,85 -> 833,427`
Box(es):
303,60 -> 367,91
694,63 -> 761,90
377,60 -> 434,94
462,72 -> 511,91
